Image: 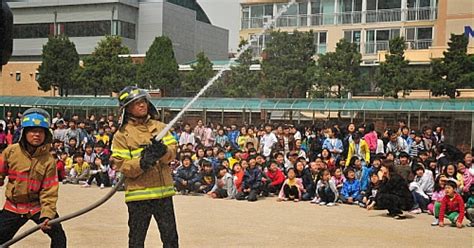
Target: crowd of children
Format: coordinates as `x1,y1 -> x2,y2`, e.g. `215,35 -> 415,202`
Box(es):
1,111 -> 474,228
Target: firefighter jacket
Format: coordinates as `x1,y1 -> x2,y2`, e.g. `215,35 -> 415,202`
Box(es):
0,143 -> 59,219
111,118 -> 177,202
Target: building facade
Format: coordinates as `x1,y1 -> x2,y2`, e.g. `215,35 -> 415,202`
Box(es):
8,0 -> 229,62
239,0 -> 474,64
1,0 -> 229,96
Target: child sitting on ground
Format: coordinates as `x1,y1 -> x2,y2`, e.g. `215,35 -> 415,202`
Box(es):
465,185 -> 474,227
278,168 -> 304,202
209,166 -> 237,199
332,167 -> 345,193
197,160 -> 216,194
340,167 -> 362,205
430,175 -> 448,226
438,179 -> 465,228
233,163 -> 244,193
174,156 -> 200,194
65,152 -> 90,184
363,171 -> 380,209
314,169 -> 338,206
265,160 -> 286,196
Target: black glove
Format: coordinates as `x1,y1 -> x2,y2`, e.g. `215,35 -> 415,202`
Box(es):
140,138 -> 168,171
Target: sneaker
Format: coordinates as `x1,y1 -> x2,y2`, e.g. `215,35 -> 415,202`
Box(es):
293,199 -> 299,202
410,208 -> 422,214
327,202 -> 336,207
358,202 -> 366,208
81,183 -> 91,188
467,223 -> 474,227
431,219 -> 439,226
310,198 -> 320,204
393,214 -> 406,220
319,202 -> 327,206
100,184 -> 105,189
354,201 -> 359,205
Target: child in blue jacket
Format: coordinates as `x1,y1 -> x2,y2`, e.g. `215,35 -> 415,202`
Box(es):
341,167 -> 362,204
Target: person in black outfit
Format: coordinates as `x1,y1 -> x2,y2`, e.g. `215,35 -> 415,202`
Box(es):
368,162 -> 414,219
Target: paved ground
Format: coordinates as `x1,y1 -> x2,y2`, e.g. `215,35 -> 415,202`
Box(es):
1,185 -> 472,248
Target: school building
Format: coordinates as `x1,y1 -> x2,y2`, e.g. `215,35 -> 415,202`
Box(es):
240,0 -> 474,64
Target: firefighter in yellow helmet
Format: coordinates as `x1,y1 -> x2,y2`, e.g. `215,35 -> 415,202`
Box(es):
112,86 -> 179,248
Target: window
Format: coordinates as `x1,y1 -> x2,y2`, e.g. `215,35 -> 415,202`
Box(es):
366,0 -> 402,22
339,0 -> 362,12
35,71 -> 40,81
310,0 -> 336,25
408,0 -> 432,8
13,23 -> 53,39
405,27 -> 433,49
63,21 -> 111,37
15,72 -> 21,82
250,4 -> 273,18
338,0 -> 362,23
276,3 -> 309,27
112,21 -> 136,39
314,31 -> 327,54
365,29 -> 400,54
344,30 -> 361,51
243,4 -> 273,28
311,0 -> 321,14
407,0 -> 435,20
249,33 -> 271,57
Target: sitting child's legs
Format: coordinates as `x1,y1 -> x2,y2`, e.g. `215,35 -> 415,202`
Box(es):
445,212 -> 460,224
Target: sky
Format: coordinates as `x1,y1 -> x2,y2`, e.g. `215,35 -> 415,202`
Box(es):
197,0 -> 241,52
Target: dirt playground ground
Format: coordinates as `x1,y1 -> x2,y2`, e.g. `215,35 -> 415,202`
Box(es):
1,185 -> 472,248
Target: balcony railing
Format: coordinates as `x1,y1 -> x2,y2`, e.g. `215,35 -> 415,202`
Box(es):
276,15 -> 308,27
310,13 -> 336,26
365,41 -> 390,54
406,39 -> 433,50
241,7 -> 437,29
241,17 -> 266,29
366,9 -> 401,23
406,7 -> 437,21
337,11 -> 362,24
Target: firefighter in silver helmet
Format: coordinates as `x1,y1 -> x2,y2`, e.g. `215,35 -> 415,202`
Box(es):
111,86 -> 179,248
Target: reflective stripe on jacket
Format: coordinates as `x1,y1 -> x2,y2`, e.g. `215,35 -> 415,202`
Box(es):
0,143 -> 59,219
111,118 -> 177,202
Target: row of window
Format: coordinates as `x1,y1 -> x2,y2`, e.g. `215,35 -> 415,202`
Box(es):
249,26 -> 433,56
243,0 -> 435,17
242,0 -> 437,28
13,20 -> 136,39
7,71 -> 39,82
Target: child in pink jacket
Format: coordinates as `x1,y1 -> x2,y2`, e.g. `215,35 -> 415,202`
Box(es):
278,168 -> 305,202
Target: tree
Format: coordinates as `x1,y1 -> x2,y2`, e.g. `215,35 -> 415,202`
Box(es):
310,39 -> 362,98
428,34 -> 474,98
223,39 -> 261,97
37,35 -> 79,96
137,36 -> 180,96
260,30 -> 316,98
74,36 -> 135,96
183,52 -> 214,96
376,37 -> 413,98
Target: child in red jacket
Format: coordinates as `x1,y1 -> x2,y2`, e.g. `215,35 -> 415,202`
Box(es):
439,179 -> 465,228
265,160 -> 285,196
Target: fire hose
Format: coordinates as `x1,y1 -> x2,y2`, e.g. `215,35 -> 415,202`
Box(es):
0,1 -> 296,246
